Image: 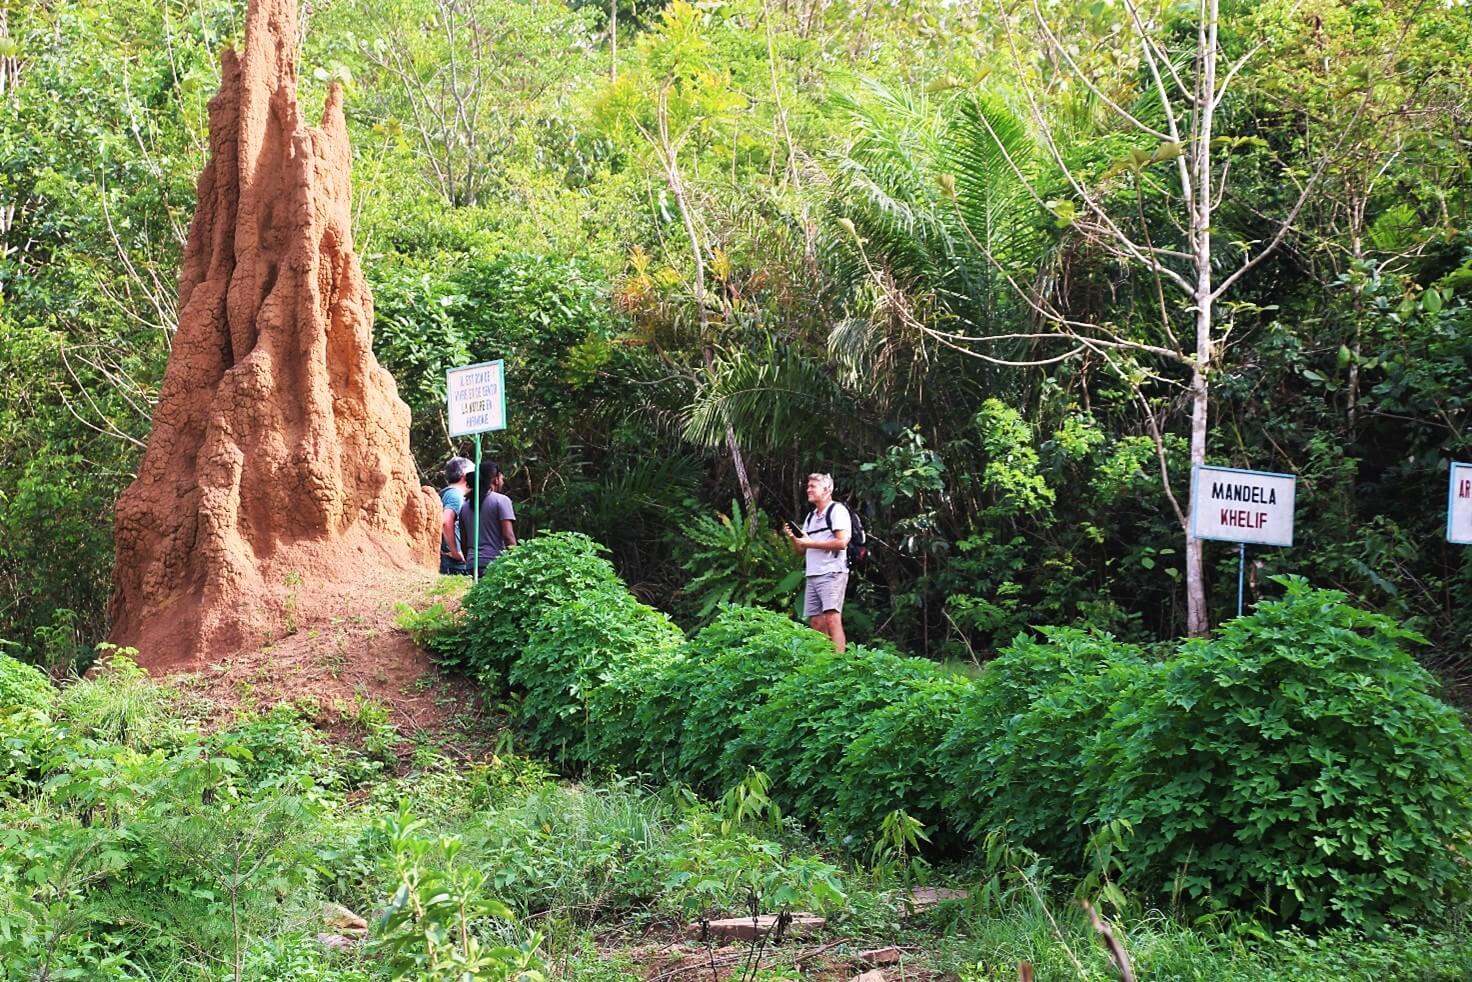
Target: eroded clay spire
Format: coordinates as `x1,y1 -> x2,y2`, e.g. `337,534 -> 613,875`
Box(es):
112,0 -> 439,665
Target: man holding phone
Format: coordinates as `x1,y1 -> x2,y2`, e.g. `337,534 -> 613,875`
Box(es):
784,472 -> 851,652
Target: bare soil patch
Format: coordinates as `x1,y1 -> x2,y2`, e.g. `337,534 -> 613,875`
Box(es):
149,567 -> 488,757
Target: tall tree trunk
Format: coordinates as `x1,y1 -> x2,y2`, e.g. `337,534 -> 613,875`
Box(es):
1184,0 -> 1220,636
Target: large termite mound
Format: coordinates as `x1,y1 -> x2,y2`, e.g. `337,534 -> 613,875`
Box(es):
111,0 -> 439,668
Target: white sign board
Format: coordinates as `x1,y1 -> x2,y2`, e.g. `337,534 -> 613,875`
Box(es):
446,359 -> 506,437
1192,465 -> 1296,547
1449,462 -> 1472,544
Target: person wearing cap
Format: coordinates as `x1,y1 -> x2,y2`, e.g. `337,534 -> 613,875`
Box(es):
439,456 -> 474,575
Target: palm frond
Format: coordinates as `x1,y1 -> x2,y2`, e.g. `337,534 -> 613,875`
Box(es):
944,94 -> 1040,269
683,343 -> 840,454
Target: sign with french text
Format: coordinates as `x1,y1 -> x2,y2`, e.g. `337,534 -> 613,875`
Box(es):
446,359 -> 506,437
1191,465 -> 1296,547
1448,462 -> 1472,544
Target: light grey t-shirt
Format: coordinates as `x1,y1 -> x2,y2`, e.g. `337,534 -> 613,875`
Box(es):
802,502 -> 851,576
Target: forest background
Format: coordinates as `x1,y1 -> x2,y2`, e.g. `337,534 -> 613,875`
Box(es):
2,0 -> 1470,686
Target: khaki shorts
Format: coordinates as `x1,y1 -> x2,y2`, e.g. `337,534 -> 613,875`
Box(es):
804,571 -> 848,618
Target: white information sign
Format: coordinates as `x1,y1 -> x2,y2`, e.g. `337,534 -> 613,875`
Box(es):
1448,462 -> 1472,545
446,359 -> 506,437
1191,465 -> 1296,547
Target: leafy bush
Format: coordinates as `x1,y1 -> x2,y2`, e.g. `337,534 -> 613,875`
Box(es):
373,806 -> 545,981
452,532 -> 625,684
205,703 -> 341,790
673,500 -> 803,622
585,648 -> 686,776
831,673 -> 972,850
651,814 -> 848,921
0,706 -> 61,800
511,583 -> 683,767
1093,578 -> 1472,926
0,650 -> 53,709
636,605 -> 834,791
940,628 -> 1150,865
725,646 -> 946,823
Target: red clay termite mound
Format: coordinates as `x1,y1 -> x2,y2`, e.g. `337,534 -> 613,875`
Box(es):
111,0 -> 439,668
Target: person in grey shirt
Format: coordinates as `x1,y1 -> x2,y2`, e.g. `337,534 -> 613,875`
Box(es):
783,472 -> 851,652
459,460 -> 518,573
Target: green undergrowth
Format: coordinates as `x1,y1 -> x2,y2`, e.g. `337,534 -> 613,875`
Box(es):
420,532 -> 1472,934
4,646 -> 1470,980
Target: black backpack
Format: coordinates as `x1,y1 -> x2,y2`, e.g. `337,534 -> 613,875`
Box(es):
806,501 -> 867,568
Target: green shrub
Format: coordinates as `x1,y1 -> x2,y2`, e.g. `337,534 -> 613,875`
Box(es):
0,650 -> 53,709
0,706 -> 62,800
618,654 -> 689,780
940,627 -> 1150,865
1094,578 -> 1472,926
725,646 -> 945,824
511,584 -> 683,767
54,651 -> 181,750
452,532 -> 625,685
649,813 -> 848,921
673,499 -> 804,622
831,673 -> 972,851
586,649 -> 686,776
206,703 -> 339,790
373,806 -> 544,981
636,605 -> 833,792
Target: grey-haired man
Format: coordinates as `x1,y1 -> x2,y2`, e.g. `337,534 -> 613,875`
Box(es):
439,456 -> 474,575
783,472 -> 851,652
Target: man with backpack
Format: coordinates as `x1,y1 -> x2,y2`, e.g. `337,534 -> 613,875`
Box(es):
784,472 -> 858,652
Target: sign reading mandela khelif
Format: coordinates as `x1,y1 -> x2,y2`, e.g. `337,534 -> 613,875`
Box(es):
1191,464 -> 1297,548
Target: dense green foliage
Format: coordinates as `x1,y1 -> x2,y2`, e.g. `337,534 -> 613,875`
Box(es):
512,584 -> 683,767
642,603 -> 833,785
433,540 -> 1472,930
0,665 -> 861,980
939,628 -> 1151,867
451,533 -> 624,685
830,674 -> 970,851
4,0 -> 1470,688
1096,578 -> 1472,926
0,651 -> 52,709
724,647 -> 944,821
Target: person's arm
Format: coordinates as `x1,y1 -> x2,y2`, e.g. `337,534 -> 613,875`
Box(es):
441,505 -> 464,561
793,505 -> 850,551
804,528 -> 849,552
497,495 -> 518,548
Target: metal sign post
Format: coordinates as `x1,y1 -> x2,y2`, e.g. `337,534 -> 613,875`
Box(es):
446,360 -> 508,582
472,433 -> 481,579
1191,464 -> 1297,619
